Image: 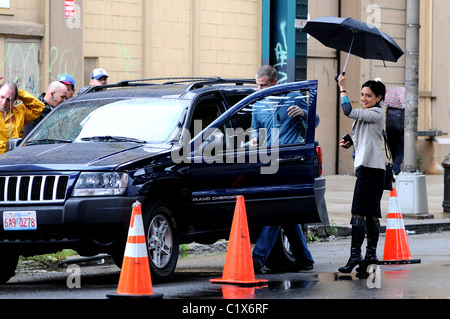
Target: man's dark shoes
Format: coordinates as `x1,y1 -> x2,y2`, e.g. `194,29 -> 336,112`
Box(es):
253,260 -> 270,274
285,261 -> 314,272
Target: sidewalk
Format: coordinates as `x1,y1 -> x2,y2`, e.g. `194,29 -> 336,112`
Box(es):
322,174 -> 450,233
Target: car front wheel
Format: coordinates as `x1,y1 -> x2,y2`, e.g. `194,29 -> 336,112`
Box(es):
0,250 -> 19,284
143,201 -> 179,282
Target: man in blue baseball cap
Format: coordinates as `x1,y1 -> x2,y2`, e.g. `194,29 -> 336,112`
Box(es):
58,74 -> 76,99
78,68 -> 109,95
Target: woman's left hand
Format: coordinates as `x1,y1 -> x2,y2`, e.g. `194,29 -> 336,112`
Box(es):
339,139 -> 352,149
338,74 -> 346,90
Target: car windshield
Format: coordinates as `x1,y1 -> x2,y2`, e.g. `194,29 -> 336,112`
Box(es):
26,98 -> 188,145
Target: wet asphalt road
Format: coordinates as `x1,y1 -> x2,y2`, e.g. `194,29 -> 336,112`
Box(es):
0,231 -> 449,302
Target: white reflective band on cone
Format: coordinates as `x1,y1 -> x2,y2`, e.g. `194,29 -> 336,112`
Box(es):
124,243 -> 148,258
128,214 -> 145,237
386,217 -> 405,230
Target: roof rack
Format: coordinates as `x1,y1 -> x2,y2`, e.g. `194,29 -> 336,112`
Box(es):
79,77 -> 256,95
184,78 -> 256,91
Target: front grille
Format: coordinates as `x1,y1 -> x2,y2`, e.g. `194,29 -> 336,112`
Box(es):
0,175 -> 69,203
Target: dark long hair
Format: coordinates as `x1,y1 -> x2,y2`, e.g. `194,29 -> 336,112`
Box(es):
361,80 -> 386,102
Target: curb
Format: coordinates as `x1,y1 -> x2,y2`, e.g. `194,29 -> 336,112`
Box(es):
396,222 -> 450,234
308,225 -> 351,238
311,222 -> 450,238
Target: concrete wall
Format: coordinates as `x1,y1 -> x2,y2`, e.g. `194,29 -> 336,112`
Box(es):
425,0 -> 450,175
307,0 -> 340,175
0,1 -> 44,94
48,0 -> 83,93
81,0 -> 261,85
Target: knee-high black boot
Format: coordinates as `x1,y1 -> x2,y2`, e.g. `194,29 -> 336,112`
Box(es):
359,218 -> 380,276
338,217 -> 366,273
365,219 -> 380,263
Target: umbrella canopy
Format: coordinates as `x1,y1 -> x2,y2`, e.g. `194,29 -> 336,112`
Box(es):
302,16 -> 404,73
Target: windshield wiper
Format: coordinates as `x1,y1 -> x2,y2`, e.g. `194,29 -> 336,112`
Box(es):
80,136 -> 147,143
26,138 -> 73,145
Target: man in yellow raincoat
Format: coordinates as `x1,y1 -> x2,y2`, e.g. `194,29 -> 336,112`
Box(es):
0,81 -> 45,154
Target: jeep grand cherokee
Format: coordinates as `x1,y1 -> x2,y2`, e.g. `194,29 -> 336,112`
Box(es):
0,78 -> 325,283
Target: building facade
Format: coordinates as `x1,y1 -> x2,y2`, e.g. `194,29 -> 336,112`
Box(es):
0,0 -> 448,175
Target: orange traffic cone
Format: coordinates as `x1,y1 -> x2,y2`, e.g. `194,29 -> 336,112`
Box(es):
107,201 -> 163,298
379,188 -> 421,265
210,196 -> 268,286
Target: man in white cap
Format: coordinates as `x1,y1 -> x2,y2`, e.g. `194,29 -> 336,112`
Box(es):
78,68 -> 109,95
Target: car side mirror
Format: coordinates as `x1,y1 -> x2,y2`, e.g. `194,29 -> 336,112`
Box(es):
6,138 -> 23,152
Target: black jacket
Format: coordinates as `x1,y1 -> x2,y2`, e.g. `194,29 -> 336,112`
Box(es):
24,93 -> 52,136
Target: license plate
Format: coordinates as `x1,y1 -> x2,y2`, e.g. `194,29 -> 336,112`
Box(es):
3,211 -> 37,231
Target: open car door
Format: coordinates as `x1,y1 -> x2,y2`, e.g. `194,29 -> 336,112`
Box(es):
179,80 -> 323,230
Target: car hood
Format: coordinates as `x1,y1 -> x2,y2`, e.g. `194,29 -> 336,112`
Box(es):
0,143 -> 173,171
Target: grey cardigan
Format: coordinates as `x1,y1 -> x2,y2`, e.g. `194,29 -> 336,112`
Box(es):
348,105 -> 385,170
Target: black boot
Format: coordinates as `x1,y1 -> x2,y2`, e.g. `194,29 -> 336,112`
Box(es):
358,219 -> 380,277
338,217 -> 365,273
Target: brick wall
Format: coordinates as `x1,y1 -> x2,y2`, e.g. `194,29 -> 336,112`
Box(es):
82,0 -> 261,81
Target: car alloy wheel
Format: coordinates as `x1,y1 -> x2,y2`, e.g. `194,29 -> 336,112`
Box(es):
143,201 -> 179,281
148,213 -> 173,268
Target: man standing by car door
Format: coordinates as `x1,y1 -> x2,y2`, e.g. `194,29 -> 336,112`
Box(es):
251,65 -> 315,274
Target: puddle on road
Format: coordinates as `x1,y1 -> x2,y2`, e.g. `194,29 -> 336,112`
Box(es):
173,272 -> 365,299
171,262 -> 449,299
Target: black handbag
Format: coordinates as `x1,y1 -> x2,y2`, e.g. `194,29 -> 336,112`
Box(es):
383,130 -> 394,190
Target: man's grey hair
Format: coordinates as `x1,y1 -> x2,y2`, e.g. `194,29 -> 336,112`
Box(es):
0,81 -> 18,101
256,65 -> 278,82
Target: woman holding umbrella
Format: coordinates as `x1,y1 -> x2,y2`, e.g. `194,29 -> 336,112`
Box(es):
337,74 -> 386,277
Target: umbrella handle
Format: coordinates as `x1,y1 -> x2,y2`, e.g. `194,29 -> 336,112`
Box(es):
335,72 -> 345,82
335,36 -> 354,82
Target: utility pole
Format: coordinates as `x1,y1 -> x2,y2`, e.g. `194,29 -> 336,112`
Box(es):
397,0 -> 429,216
403,0 -> 420,172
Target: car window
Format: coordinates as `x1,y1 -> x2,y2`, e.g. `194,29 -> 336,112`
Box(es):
189,97 -> 222,138
218,89 -> 312,151
26,98 -> 189,144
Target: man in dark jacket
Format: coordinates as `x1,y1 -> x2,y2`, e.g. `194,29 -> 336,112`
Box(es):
24,81 -> 68,136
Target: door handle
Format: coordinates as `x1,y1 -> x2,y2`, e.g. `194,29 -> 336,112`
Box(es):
277,155 -> 306,165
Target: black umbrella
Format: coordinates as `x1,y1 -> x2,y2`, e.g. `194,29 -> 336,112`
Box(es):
302,16 -> 404,77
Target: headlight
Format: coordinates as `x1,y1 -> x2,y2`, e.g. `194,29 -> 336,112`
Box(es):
73,172 -> 128,196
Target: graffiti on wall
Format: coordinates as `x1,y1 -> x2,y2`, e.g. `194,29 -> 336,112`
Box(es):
49,46 -> 79,81
273,21 -> 288,84
117,37 -> 137,76
1,36 -> 137,95
0,41 -> 78,95
1,40 -> 40,95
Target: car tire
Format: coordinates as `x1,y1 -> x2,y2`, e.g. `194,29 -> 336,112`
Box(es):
0,250 -> 19,284
265,227 -> 296,272
143,201 -> 179,282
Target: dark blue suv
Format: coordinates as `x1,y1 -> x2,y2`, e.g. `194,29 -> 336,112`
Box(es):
0,78 -> 325,283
